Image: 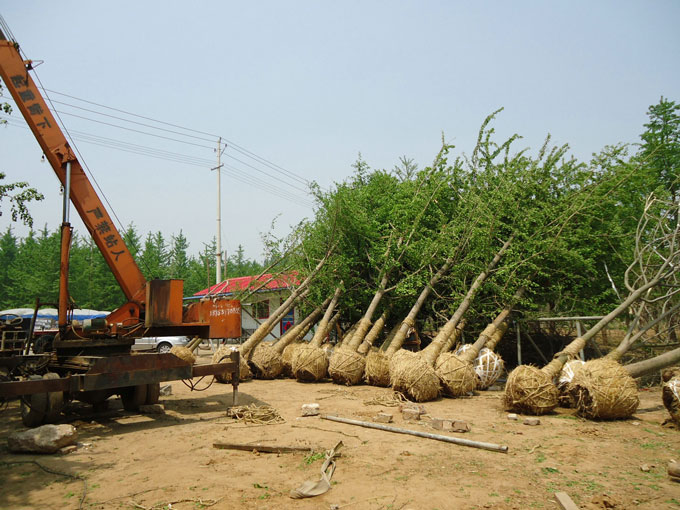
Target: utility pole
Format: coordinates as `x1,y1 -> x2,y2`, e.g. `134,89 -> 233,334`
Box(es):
212,137 -> 225,284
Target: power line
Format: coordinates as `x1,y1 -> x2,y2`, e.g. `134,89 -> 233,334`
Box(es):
7,92 -> 317,198
48,98 -> 216,143
1,114 -> 316,208
40,87 -> 316,188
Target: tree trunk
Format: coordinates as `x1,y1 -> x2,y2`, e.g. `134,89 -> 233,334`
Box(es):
421,235 -> 514,366
309,286 -> 343,348
542,273 -> 680,377
273,296 -> 331,354
625,347 -> 680,378
606,302 -> 680,361
458,287 -> 525,363
385,256 -> 456,356
357,310 -> 388,355
240,252 -> 330,355
347,273 -> 390,352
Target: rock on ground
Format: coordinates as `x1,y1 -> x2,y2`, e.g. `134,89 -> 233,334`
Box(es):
7,424 -> 78,454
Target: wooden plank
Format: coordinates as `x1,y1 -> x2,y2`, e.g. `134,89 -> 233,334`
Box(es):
213,442 -> 312,454
554,492 -> 580,510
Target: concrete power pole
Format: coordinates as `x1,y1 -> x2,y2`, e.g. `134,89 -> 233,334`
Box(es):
213,137 -> 225,284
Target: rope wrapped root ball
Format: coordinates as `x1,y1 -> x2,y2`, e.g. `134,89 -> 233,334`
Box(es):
663,374 -> 680,425
365,350 -> 390,387
248,343 -> 283,380
503,365 -> 559,415
557,359 -> 585,407
389,350 -> 441,402
435,353 -> 478,397
170,346 -> 196,365
281,342 -> 302,377
475,348 -> 505,390
570,359 -> 639,420
212,345 -> 252,383
292,344 -> 329,382
454,344 -> 474,357
328,347 -> 366,386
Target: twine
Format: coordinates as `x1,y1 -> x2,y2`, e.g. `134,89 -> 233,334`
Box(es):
363,391 -> 408,407
227,404 -> 285,424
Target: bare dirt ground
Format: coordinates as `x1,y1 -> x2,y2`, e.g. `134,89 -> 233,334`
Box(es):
1,352 -> 679,510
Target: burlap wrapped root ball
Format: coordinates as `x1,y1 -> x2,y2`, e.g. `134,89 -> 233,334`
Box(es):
389,350 -> 441,402
475,348 -> 505,389
281,342 -> 303,377
570,359 -> 639,420
211,345 -> 252,383
328,347 -> 366,385
503,365 -> 559,415
365,350 -> 391,387
248,343 -> 283,380
292,344 -> 329,382
556,359 -> 585,407
435,353 -> 478,397
170,346 -> 196,365
663,376 -> 680,425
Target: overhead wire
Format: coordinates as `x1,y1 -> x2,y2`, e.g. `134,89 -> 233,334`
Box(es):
2,114 -> 315,208
1,99 -> 316,207
41,87 -> 316,188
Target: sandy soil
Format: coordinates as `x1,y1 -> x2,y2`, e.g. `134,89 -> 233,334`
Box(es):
1,353 -> 679,510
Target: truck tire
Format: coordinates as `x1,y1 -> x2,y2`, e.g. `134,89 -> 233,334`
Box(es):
145,382 -> 161,405
21,375 -> 48,427
43,372 -> 64,423
121,385 -> 147,411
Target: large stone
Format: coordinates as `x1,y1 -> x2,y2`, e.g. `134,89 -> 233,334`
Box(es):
8,424 -> 78,454
301,403 -> 320,417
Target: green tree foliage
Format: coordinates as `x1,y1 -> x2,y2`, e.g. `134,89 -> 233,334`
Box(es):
0,172 -> 44,228
280,107 -> 671,337
639,96 -> 680,200
169,230 -> 190,280
139,231 -> 169,280
0,224 -> 264,310
0,227 -> 18,308
228,244 -> 264,277
1,82 -> 43,227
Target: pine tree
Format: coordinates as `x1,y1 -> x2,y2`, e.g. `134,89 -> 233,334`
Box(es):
169,230 -> 191,280
0,226 -> 18,308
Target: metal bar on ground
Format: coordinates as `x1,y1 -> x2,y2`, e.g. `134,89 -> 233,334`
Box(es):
320,414 -> 508,453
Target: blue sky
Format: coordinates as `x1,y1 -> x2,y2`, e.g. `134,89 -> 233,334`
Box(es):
1,1 -> 679,264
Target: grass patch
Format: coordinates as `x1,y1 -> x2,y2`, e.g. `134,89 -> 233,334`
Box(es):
303,451 -> 326,465
639,441 -> 666,450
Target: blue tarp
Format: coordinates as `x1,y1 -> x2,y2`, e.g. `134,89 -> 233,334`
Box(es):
0,308 -> 108,330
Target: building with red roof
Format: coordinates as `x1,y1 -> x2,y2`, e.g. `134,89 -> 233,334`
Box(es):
193,272 -> 301,342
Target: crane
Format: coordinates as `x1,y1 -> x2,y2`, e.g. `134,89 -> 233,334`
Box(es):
0,26 -> 242,426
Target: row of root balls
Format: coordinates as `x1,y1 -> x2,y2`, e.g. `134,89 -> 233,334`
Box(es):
181,342 -> 678,423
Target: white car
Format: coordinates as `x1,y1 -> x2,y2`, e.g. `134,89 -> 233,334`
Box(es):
133,336 -> 191,353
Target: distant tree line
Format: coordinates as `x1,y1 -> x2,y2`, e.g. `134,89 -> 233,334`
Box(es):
0,223 -> 263,310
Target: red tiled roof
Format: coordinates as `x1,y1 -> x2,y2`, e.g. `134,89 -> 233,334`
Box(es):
194,271 -> 300,297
